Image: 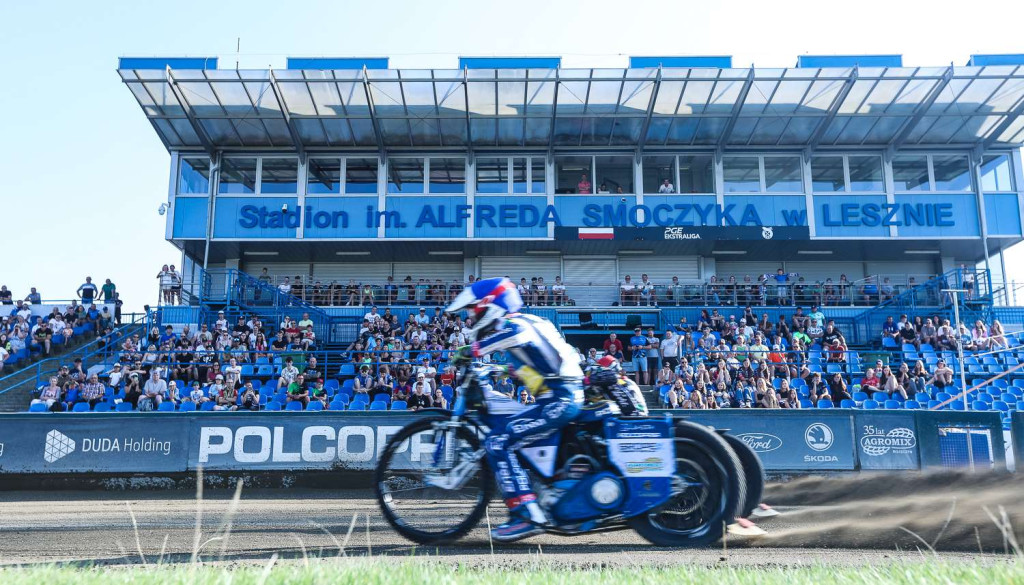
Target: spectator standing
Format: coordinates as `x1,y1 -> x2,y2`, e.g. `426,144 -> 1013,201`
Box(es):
25,287 -> 41,304
157,265 -> 174,303
577,174 -> 592,194
660,330 -> 679,371
77,277 -> 99,305
658,178 -> 675,193
629,327 -> 650,385
99,279 -> 116,303
645,327 -> 660,374
603,333 -> 624,360
0,286 -> 11,305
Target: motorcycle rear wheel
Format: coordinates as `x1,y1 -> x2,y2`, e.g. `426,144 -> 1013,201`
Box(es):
628,421 -> 745,547
374,415 -> 494,545
721,433 -> 765,519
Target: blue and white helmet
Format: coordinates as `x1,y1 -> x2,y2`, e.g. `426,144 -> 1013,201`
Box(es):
445,277 -> 523,340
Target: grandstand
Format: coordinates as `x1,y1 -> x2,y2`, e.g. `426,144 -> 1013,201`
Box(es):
4,52 -> 1024,432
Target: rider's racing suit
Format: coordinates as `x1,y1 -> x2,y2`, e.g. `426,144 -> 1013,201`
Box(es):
470,313 -> 584,510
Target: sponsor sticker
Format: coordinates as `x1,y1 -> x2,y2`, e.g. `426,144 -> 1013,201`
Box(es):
860,426 -> 917,456
735,432 -> 783,453
804,423 -> 834,452
625,457 -> 664,474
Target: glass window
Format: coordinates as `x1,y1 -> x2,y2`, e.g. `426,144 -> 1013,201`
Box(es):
429,158 -> 466,194
218,158 -> 257,194
260,158 -> 298,194
345,158 -> 378,194
642,156 -> 676,194
932,155 -> 971,191
177,157 -> 210,195
811,156 -> 845,192
387,158 -> 424,194
723,156 -> 761,192
892,155 -> 930,191
981,154 -> 1014,192
764,156 -> 802,192
679,155 -> 715,193
530,157 -> 546,194
306,158 -> 341,195
595,156 -> 634,193
555,156 -> 594,194
848,156 -> 884,192
476,158 -> 508,194
512,158 -> 528,193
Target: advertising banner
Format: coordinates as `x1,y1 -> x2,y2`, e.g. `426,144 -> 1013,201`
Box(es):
0,416 -> 189,473
854,412 -> 920,470
189,413 -> 423,471
672,411 -> 857,470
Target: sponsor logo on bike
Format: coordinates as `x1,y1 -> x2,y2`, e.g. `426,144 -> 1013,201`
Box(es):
625,457 -> 664,474
860,427 -> 916,456
618,442 -> 661,453
804,423 -> 834,451
509,418 -> 547,435
735,432 -> 783,453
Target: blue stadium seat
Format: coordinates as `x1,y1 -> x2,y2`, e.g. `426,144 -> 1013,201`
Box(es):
993,400 -> 1009,412
840,399 -> 856,408
28,403 -> 49,413
1001,392 -> 1016,404
951,401 -> 966,411
352,392 -> 370,403
862,399 -> 879,410
826,363 -> 844,374
265,401 -> 282,411
72,402 -> 91,412
883,400 -> 901,409
256,365 -> 274,377
799,398 -> 813,408
200,401 -> 216,411
255,356 -> 270,365
881,337 -> 898,349
373,394 -> 391,405
872,392 -> 888,402
936,392 -> 952,403
306,401 -> 324,411
286,401 -> 304,411
977,393 -> 994,403
94,402 -> 112,412
240,364 -> 255,377
158,402 -> 176,412
915,392 -> 931,403
342,379 -> 355,392
347,401 -> 367,411
369,401 -> 387,411
852,391 -> 868,406
1018,401 -> 1024,411
179,402 -> 197,412
339,363 -> 355,377
116,402 -> 134,412
391,400 -> 407,410
325,379 -> 340,391
329,400 -> 346,411
927,400 -> 941,410
904,400 -> 920,409
971,400 -> 989,411
817,400 -> 834,409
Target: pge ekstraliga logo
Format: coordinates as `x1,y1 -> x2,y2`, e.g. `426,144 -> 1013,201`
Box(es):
44,429 -> 76,462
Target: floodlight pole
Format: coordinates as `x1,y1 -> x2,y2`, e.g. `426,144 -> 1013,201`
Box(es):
943,287 -> 975,471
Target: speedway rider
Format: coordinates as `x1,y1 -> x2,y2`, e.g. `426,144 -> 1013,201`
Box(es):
586,355 -> 648,416
447,277 -> 584,542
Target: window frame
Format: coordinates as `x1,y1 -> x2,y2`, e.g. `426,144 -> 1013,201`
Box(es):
176,155 -> 212,197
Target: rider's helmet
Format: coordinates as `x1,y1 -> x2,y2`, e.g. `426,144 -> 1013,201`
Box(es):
589,355 -> 622,388
445,277 -> 523,341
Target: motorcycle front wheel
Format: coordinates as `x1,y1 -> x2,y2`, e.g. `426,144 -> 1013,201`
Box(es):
628,421 -> 745,547
374,415 -> 494,545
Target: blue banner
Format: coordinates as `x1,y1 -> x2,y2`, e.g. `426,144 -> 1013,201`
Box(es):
672,411 -> 857,470
854,412 -> 920,470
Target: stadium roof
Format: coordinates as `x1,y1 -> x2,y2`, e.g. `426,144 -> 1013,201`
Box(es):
120,63 -> 1024,156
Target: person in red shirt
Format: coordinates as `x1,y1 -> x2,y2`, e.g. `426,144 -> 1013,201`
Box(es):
860,368 -> 881,394
602,333 -> 623,360
439,365 -> 456,387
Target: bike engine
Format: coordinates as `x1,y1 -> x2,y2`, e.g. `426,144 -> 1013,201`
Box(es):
544,455 -> 626,523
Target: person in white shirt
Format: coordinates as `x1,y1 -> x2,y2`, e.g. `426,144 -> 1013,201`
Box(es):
297,312 -> 314,329
278,277 -> 291,296
108,363 -> 124,388
448,329 -> 466,346
660,330 -> 680,371
364,306 -> 382,323
276,357 -> 299,390
551,277 -> 567,305
658,178 -> 675,194
638,274 -> 657,306
620,275 -> 637,305
215,311 -> 228,332
224,358 -> 242,380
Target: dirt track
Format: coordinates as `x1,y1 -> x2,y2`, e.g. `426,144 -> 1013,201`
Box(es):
0,472 -> 1021,567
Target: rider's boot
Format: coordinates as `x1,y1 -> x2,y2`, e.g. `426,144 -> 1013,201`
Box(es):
491,495 -> 547,543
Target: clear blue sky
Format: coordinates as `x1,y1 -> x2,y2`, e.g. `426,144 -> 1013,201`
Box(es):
1,0 -> 1023,311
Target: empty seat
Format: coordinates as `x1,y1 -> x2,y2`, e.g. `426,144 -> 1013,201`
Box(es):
369,401 -> 387,411
840,399 -> 856,408
72,402 -> 91,412
347,401 -> 367,411
116,402 -> 134,412
200,401 -> 216,411
391,400 -> 407,410
992,400 -> 1009,412
94,402 -> 113,412
158,402 -> 176,412
286,401 -> 304,411
799,399 -> 814,408
872,392 -> 888,402
915,392 -> 931,403
179,402 -> 197,412
817,400 -> 834,409
883,400 -> 901,409
265,402 -> 282,411
904,400 -> 920,409
306,401 -> 324,411
971,400 -> 989,411
852,391 -> 869,405
863,399 -> 879,410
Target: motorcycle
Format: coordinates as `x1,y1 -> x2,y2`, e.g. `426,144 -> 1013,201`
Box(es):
374,363 -> 753,546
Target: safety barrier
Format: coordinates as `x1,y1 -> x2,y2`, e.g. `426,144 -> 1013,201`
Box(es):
0,410 -> 1009,476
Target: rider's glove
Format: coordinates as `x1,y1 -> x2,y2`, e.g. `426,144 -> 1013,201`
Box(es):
452,345 -> 474,365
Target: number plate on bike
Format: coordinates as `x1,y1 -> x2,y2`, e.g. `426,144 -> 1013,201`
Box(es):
605,418 -> 675,478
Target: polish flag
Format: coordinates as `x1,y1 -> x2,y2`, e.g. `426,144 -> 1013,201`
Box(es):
578,227 -> 614,240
